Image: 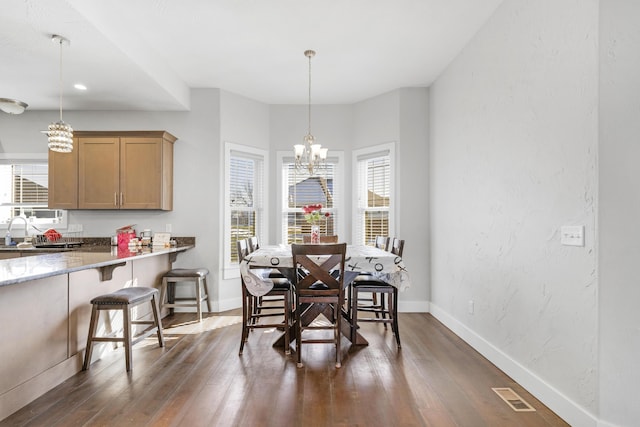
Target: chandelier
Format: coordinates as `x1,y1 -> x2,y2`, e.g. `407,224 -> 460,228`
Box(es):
293,50 -> 327,175
46,35 -> 73,153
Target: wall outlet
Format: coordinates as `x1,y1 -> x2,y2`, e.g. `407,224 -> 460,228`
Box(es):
165,224 -> 172,233
468,300 -> 474,315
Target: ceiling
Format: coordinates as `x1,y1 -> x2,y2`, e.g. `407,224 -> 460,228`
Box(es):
0,0 -> 503,112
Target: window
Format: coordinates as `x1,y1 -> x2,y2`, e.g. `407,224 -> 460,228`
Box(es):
0,159 -> 66,231
224,143 -> 266,275
353,143 -> 395,246
280,153 -> 343,244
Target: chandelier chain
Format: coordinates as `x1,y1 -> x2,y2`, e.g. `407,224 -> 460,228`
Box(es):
58,37 -> 64,121
307,51 -> 312,136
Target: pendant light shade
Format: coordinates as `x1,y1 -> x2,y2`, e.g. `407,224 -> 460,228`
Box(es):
46,35 -> 73,153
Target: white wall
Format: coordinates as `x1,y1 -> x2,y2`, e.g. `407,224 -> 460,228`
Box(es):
429,0 -> 599,425
218,90 -> 271,310
599,1 -> 640,425
353,89 -> 430,310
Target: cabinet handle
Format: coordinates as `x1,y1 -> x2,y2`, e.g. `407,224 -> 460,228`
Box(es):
120,192 -> 123,206
114,192 -> 118,207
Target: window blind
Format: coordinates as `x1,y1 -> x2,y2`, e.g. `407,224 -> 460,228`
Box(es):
229,152 -> 264,263
0,163 -> 63,223
355,153 -> 390,246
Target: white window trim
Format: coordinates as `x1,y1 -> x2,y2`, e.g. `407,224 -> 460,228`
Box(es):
223,142 -> 268,279
351,142 -> 397,244
277,150 -> 345,244
0,153 -> 68,232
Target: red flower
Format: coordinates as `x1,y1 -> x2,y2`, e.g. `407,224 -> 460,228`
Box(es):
324,212 -> 330,218
302,203 -> 322,214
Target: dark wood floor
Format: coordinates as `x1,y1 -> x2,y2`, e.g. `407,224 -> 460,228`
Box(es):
2,310 -> 568,427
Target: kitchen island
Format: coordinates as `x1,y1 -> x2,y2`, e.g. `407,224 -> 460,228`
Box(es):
0,244 -> 193,421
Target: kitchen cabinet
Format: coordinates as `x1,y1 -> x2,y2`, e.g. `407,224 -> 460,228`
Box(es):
49,131 -> 177,210
48,146 -> 78,209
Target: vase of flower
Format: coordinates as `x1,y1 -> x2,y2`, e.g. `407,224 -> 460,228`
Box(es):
303,203 -> 323,244
310,224 -> 320,244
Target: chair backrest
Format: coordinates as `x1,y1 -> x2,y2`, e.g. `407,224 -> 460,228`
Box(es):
291,243 -> 347,295
302,235 -> 339,244
248,236 -> 259,253
374,236 -> 390,251
236,238 -> 250,263
389,238 -> 405,257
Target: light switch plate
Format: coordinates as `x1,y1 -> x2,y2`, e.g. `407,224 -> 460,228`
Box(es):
561,225 -> 584,246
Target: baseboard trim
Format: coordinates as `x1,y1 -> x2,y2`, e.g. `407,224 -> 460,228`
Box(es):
429,303 -> 598,427
0,354 -> 82,422
398,300 -> 430,313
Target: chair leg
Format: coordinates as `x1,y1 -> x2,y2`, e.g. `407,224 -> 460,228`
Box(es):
351,288 -> 359,344
372,292 -> 381,319
159,277 -> 168,312
284,291 -> 291,355
195,278 -> 202,322
203,277 -> 212,312
392,288 -> 401,348
123,305 -> 132,372
82,304 -> 99,370
239,292 -> 249,355
296,299 -> 303,368
151,294 -> 165,347
335,301 -> 342,368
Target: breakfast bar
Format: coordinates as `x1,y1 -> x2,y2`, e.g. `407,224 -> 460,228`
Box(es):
0,244 -> 192,421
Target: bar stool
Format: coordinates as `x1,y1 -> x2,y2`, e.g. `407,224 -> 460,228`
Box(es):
160,268 -> 211,322
82,286 -> 164,372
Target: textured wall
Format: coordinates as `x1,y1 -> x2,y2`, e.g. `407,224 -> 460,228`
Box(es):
429,0 -> 598,422
599,0 -> 640,425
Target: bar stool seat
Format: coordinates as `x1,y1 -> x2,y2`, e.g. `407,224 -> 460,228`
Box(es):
82,286 -> 164,372
160,268 -> 211,322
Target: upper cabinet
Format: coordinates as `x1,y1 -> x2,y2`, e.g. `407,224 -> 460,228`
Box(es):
49,131 -> 177,210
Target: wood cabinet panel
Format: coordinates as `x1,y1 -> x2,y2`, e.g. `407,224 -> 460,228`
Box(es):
78,137 -> 120,209
48,147 -> 78,209
49,131 -> 177,210
121,137 -> 162,209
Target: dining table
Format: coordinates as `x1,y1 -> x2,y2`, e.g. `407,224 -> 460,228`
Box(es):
240,244 -> 411,347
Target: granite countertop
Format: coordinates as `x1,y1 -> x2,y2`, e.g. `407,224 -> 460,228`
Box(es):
0,244 -> 194,287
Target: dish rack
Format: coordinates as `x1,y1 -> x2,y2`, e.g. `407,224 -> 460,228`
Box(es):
33,231 -> 84,248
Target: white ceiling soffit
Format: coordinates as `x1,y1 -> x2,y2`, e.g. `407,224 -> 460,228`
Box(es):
0,0 -> 504,111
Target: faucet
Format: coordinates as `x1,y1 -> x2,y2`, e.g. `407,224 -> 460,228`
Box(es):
7,216 -> 29,243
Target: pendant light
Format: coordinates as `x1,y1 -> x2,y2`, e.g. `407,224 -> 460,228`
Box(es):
46,35 -> 73,153
293,50 -> 327,175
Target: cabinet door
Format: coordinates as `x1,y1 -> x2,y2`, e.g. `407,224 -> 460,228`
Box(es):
120,137 -> 162,209
48,144 -> 78,209
78,137 -> 120,209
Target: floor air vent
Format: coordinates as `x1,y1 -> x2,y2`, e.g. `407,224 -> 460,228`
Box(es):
492,387 -> 536,412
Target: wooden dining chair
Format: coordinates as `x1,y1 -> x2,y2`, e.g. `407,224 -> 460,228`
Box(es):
350,238 -> 404,348
352,235 -> 390,319
247,235 -> 259,252
375,235 -> 390,251
292,243 -> 347,368
237,238 -> 293,355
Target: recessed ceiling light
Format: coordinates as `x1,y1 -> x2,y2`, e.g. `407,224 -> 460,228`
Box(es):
74,84 -> 87,90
